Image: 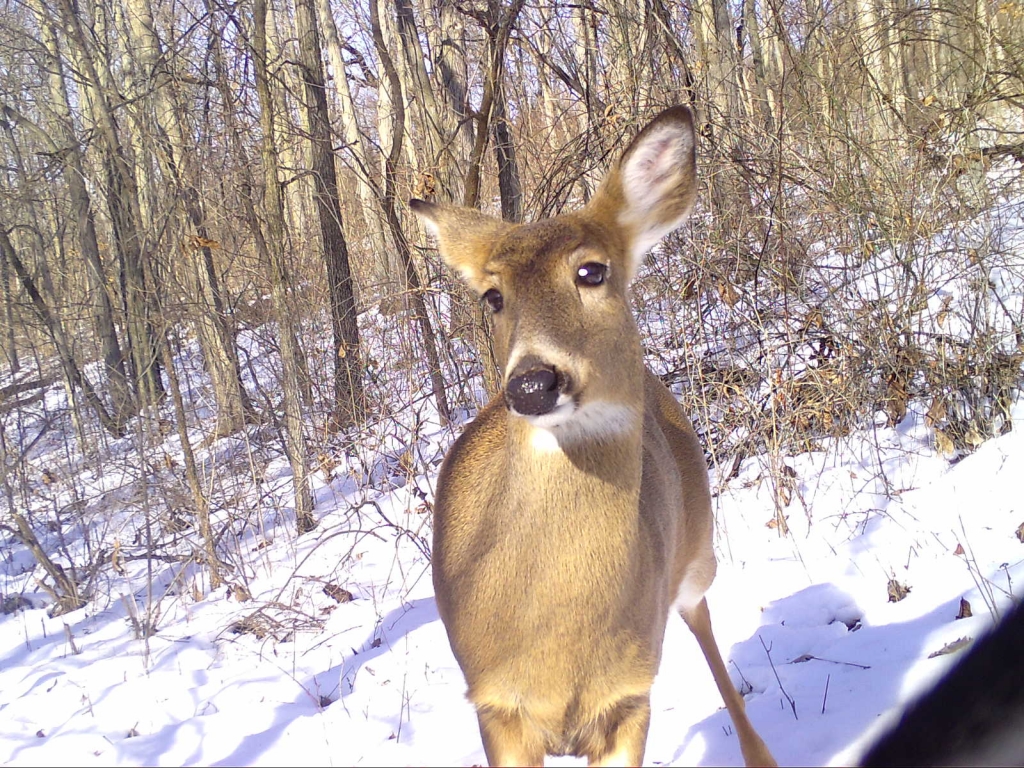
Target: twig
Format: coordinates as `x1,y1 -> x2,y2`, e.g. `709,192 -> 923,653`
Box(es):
759,634 -> 798,720
729,659 -> 755,695
790,653 -> 871,670
821,673 -> 830,715
63,622 -> 80,655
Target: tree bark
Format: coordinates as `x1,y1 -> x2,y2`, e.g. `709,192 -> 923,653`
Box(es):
293,0 -> 364,429
491,84 -> 522,223
254,0 -> 316,535
123,0 -> 254,437
394,0 -> 463,200
1,98 -> 133,428
314,0 -> 391,285
425,0 -> 474,150
158,326 -> 223,588
370,0 -> 452,424
461,0 -> 526,211
50,0 -> 163,410
0,225 -> 16,374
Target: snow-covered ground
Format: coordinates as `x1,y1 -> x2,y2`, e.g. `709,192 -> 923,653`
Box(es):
3,385 -> 1022,766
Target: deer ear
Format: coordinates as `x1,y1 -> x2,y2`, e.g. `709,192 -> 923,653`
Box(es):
588,106 -> 697,279
410,199 -> 510,292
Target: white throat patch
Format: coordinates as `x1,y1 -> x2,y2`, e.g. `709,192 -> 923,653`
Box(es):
521,400 -> 640,453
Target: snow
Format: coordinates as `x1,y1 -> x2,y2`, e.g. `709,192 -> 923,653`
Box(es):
3,193 -> 1024,766
3,383 -> 1022,766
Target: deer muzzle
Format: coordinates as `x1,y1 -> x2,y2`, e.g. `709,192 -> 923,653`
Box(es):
505,358 -> 567,417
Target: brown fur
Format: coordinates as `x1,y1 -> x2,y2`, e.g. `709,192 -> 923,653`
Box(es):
412,107 -> 775,767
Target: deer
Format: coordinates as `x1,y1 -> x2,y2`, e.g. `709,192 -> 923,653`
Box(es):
410,106 -> 776,767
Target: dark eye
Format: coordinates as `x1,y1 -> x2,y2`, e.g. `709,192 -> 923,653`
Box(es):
576,262 -> 608,287
482,288 -> 503,312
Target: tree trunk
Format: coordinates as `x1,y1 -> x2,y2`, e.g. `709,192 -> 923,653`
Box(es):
370,0 -> 452,424
253,0 -> 316,535
461,0 -> 525,210
293,0 -> 364,430
0,227 -> 16,374
50,0 -> 163,410
743,0 -> 776,134
123,0 -> 253,437
692,0 -> 763,271
1,98 -> 133,428
491,84 -> 522,223
314,0 -> 391,287
394,0 -> 463,200
158,326 -> 223,589
425,0 -> 474,150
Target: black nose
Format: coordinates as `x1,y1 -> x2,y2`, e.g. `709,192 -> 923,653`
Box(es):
506,364 -> 560,416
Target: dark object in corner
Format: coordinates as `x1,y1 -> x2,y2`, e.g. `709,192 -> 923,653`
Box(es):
861,600 -> 1024,767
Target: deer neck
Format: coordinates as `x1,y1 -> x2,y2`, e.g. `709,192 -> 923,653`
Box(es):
504,396 -> 646,508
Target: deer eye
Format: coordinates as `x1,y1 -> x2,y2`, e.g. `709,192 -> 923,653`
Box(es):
482,288 -> 504,312
576,262 -> 608,287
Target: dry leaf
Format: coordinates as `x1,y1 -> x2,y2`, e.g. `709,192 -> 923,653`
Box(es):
935,295 -> 953,328
953,543 -> 965,556
717,279 -> 740,308
928,636 -> 972,658
934,428 -> 956,458
111,539 -> 126,576
318,453 -> 337,480
887,579 -> 911,603
956,598 -> 972,619
323,584 -> 354,604
228,583 -> 252,602
680,275 -> 699,300
964,428 -> 985,448
779,484 -> 792,508
925,397 -> 947,427
186,235 -> 220,251
1016,521 -> 1024,543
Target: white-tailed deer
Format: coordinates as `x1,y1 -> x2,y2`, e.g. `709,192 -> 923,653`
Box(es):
411,106 -> 775,767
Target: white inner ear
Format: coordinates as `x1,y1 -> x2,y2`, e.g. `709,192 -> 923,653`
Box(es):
416,214 -> 440,239
619,123 -> 694,267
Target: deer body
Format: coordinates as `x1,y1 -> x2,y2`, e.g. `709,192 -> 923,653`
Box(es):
413,107 -> 775,767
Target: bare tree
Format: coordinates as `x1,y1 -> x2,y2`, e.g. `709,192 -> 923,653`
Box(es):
48,0 -> 164,410
294,0 -> 364,429
123,0 -> 254,437
254,0 -> 316,534
370,0 -> 452,423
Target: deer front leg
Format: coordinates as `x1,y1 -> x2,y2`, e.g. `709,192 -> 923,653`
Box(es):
476,705 -> 546,767
680,598 -> 777,768
587,696 -> 652,767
